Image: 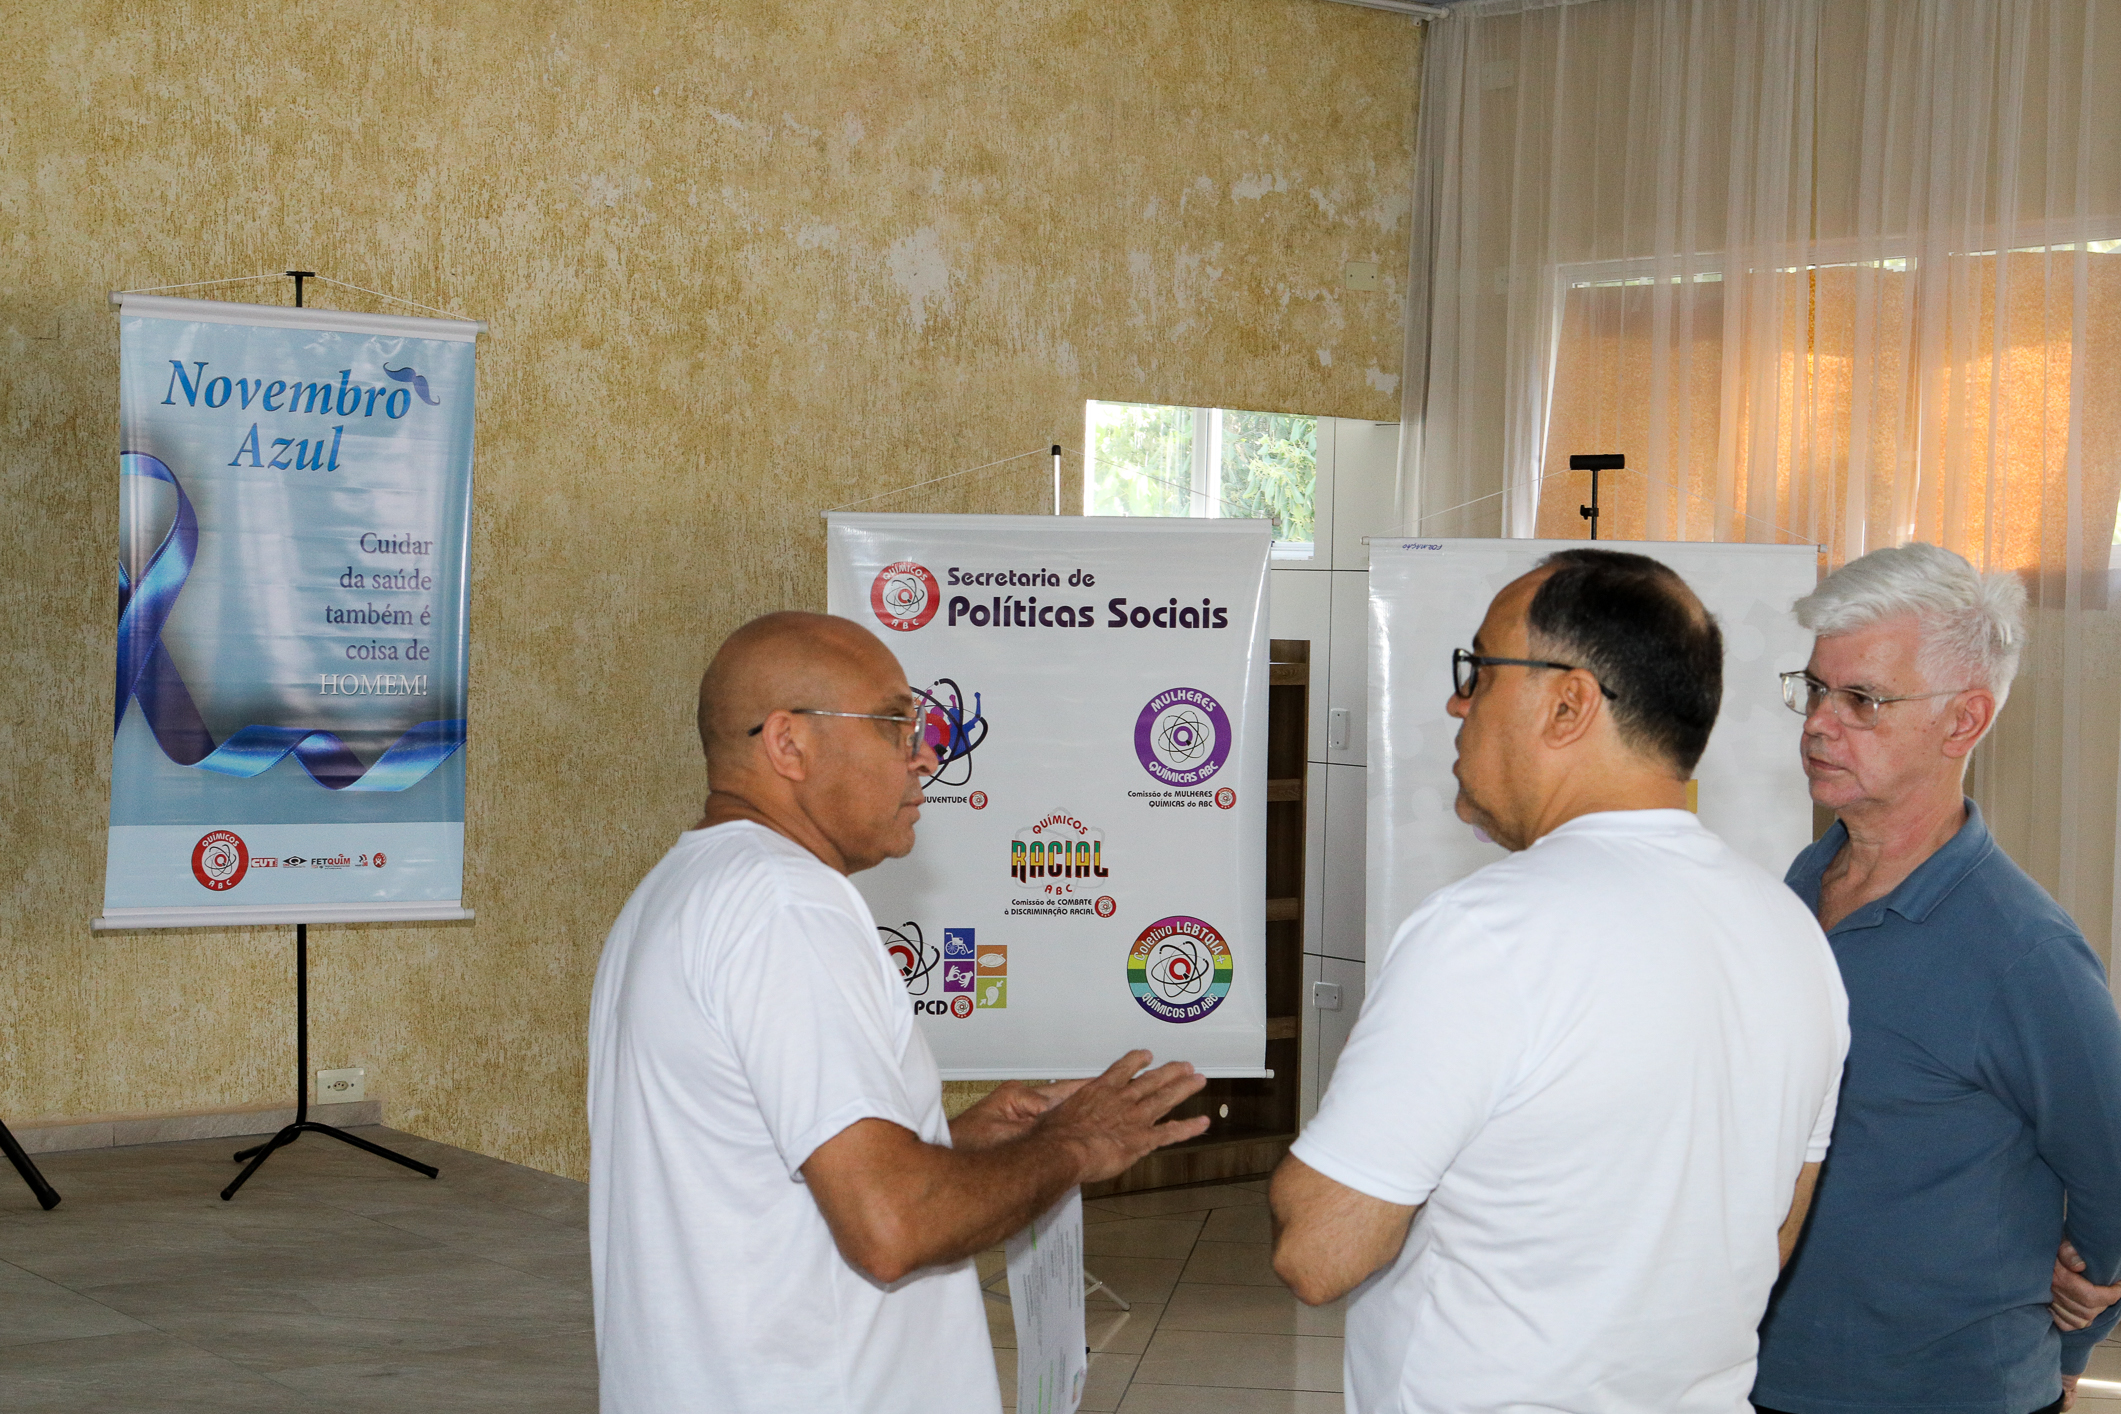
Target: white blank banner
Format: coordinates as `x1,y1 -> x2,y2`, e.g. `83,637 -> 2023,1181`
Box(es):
1368,539 -> 1820,974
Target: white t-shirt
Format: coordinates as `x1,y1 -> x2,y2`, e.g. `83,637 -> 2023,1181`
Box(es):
1291,810 -> 1848,1414
588,821 -> 1001,1414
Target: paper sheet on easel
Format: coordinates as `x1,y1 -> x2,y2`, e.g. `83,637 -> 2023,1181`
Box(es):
1005,1189 -> 1087,1414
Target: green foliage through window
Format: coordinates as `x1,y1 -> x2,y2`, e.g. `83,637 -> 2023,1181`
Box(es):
1084,401 -> 1317,544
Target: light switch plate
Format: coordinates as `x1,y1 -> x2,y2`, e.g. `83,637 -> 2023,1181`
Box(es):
1313,981 -> 1344,1012
1343,261 -> 1380,291
316,1067 -> 366,1104
1328,707 -> 1351,751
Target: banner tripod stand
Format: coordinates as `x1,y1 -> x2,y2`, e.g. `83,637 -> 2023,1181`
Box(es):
221,924 -> 439,1201
0,1119 -> 61,1210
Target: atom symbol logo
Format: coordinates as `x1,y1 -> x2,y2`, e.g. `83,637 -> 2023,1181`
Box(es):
1153,707 -> 1214,766
190,830 -> 249,891
879,921 -> 941,996
915,677 -> 989,788
882,574 -> 927,618
1127,915 -> 1232,1022
1134,688 -> 1233,786
1146,936 -> 1210,1001
870,561 -> 940,631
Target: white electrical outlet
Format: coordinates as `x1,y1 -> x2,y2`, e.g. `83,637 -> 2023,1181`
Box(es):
316,1067 -> 366,1104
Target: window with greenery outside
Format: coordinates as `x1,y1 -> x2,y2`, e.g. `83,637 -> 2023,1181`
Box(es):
1084,401 -> 1317,547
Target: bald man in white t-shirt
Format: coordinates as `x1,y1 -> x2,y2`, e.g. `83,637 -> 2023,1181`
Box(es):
1271,550 -> 1849,1414
589,612 -> 1208,1413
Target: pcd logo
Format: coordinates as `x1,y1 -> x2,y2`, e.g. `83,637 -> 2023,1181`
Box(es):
942,928 -> 977,995
1215,787 -> 1236,810
191,830 -> 249,891
871,562 -> 940,632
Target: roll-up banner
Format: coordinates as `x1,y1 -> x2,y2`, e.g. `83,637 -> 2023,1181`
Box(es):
1367,539 -> 1820,973
97,295 -> 479,930
826,514 -> 1270,1079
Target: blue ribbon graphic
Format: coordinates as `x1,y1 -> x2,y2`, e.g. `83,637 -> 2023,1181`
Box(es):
116,452 -> 464,791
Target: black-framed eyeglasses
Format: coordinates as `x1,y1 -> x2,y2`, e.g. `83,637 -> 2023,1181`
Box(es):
1778,671 -> 1964,730
1452,647 -> 1618,701
747,708 -> 926,760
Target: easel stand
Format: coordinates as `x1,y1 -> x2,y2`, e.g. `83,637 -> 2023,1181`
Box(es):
1,1119 -> 61,1210
221,924 -> 439,1201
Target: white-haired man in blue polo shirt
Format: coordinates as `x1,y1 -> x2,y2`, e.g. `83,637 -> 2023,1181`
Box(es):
1755,543 -> 2121,1414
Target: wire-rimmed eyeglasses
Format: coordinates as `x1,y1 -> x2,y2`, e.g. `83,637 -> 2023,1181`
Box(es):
1452,648 -> 1618,701
1778,671 -> 1965,729
747,708 -> 926,759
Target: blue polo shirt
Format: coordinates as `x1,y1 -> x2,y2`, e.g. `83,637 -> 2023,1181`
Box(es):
1755,801 -> 2121,1414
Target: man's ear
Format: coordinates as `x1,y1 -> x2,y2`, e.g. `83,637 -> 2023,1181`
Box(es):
1541,671 -> 1606,750
754,711 -> 814,783
1940,688 -> 1997,761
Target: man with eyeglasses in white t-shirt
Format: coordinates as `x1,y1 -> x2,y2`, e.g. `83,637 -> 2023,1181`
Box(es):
589,611 -> 1210,1413
1269,548 -> 1850,1414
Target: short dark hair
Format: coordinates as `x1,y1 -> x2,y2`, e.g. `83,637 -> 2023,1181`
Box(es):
1526,549 -> 1722,776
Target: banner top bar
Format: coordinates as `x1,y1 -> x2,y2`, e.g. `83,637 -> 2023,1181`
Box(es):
109,292 -> 487,342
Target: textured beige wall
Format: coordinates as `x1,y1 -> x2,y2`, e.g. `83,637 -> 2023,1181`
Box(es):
0,0 -> 1421,1178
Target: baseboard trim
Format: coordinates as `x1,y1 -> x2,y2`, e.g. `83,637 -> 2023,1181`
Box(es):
7,1099 -> 384,1156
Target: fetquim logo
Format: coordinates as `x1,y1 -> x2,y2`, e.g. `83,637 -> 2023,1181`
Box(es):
871,561 -> 940,631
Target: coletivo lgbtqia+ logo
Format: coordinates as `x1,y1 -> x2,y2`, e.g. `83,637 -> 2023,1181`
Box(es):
1128,916 -> 1232,1023
871,561 -> 940,632
191,830 -> 249,891
1134,687 -> 1232,787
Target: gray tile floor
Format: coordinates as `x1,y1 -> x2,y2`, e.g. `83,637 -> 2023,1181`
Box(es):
985,1181 -> 1346,1414
8,1134 -> 2117,1413
0,1128 -> 594,1412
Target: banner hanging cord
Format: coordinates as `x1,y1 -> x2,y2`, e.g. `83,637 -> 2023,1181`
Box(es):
111,273 -> 288,297
309,275 -> 477,323
824,447 -> 1058,514
111,273 -> 478,324
1412,465 -> 1816,546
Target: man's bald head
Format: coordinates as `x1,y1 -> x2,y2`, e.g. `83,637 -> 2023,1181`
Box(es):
698,612 -> 908,783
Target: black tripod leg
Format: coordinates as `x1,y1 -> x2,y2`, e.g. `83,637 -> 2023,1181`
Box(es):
232,1129 -> 291,1162
302,1122 -> 439,1179
220,1124 -> 300,1202
0,1120 -> 61,1211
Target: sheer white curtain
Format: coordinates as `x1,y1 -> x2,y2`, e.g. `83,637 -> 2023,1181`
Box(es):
1400,0 -> 2121,959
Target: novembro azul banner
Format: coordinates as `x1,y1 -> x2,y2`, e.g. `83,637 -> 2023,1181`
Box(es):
97,295 -> 478,928
827,514 -> 1270,1079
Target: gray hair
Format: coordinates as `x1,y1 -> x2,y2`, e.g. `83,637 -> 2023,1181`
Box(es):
1793,543 -> 2027,704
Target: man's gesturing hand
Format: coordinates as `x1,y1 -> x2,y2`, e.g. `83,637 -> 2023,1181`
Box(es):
1035,1050 -> 1210,1184
949,1079 -> 1088,1152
